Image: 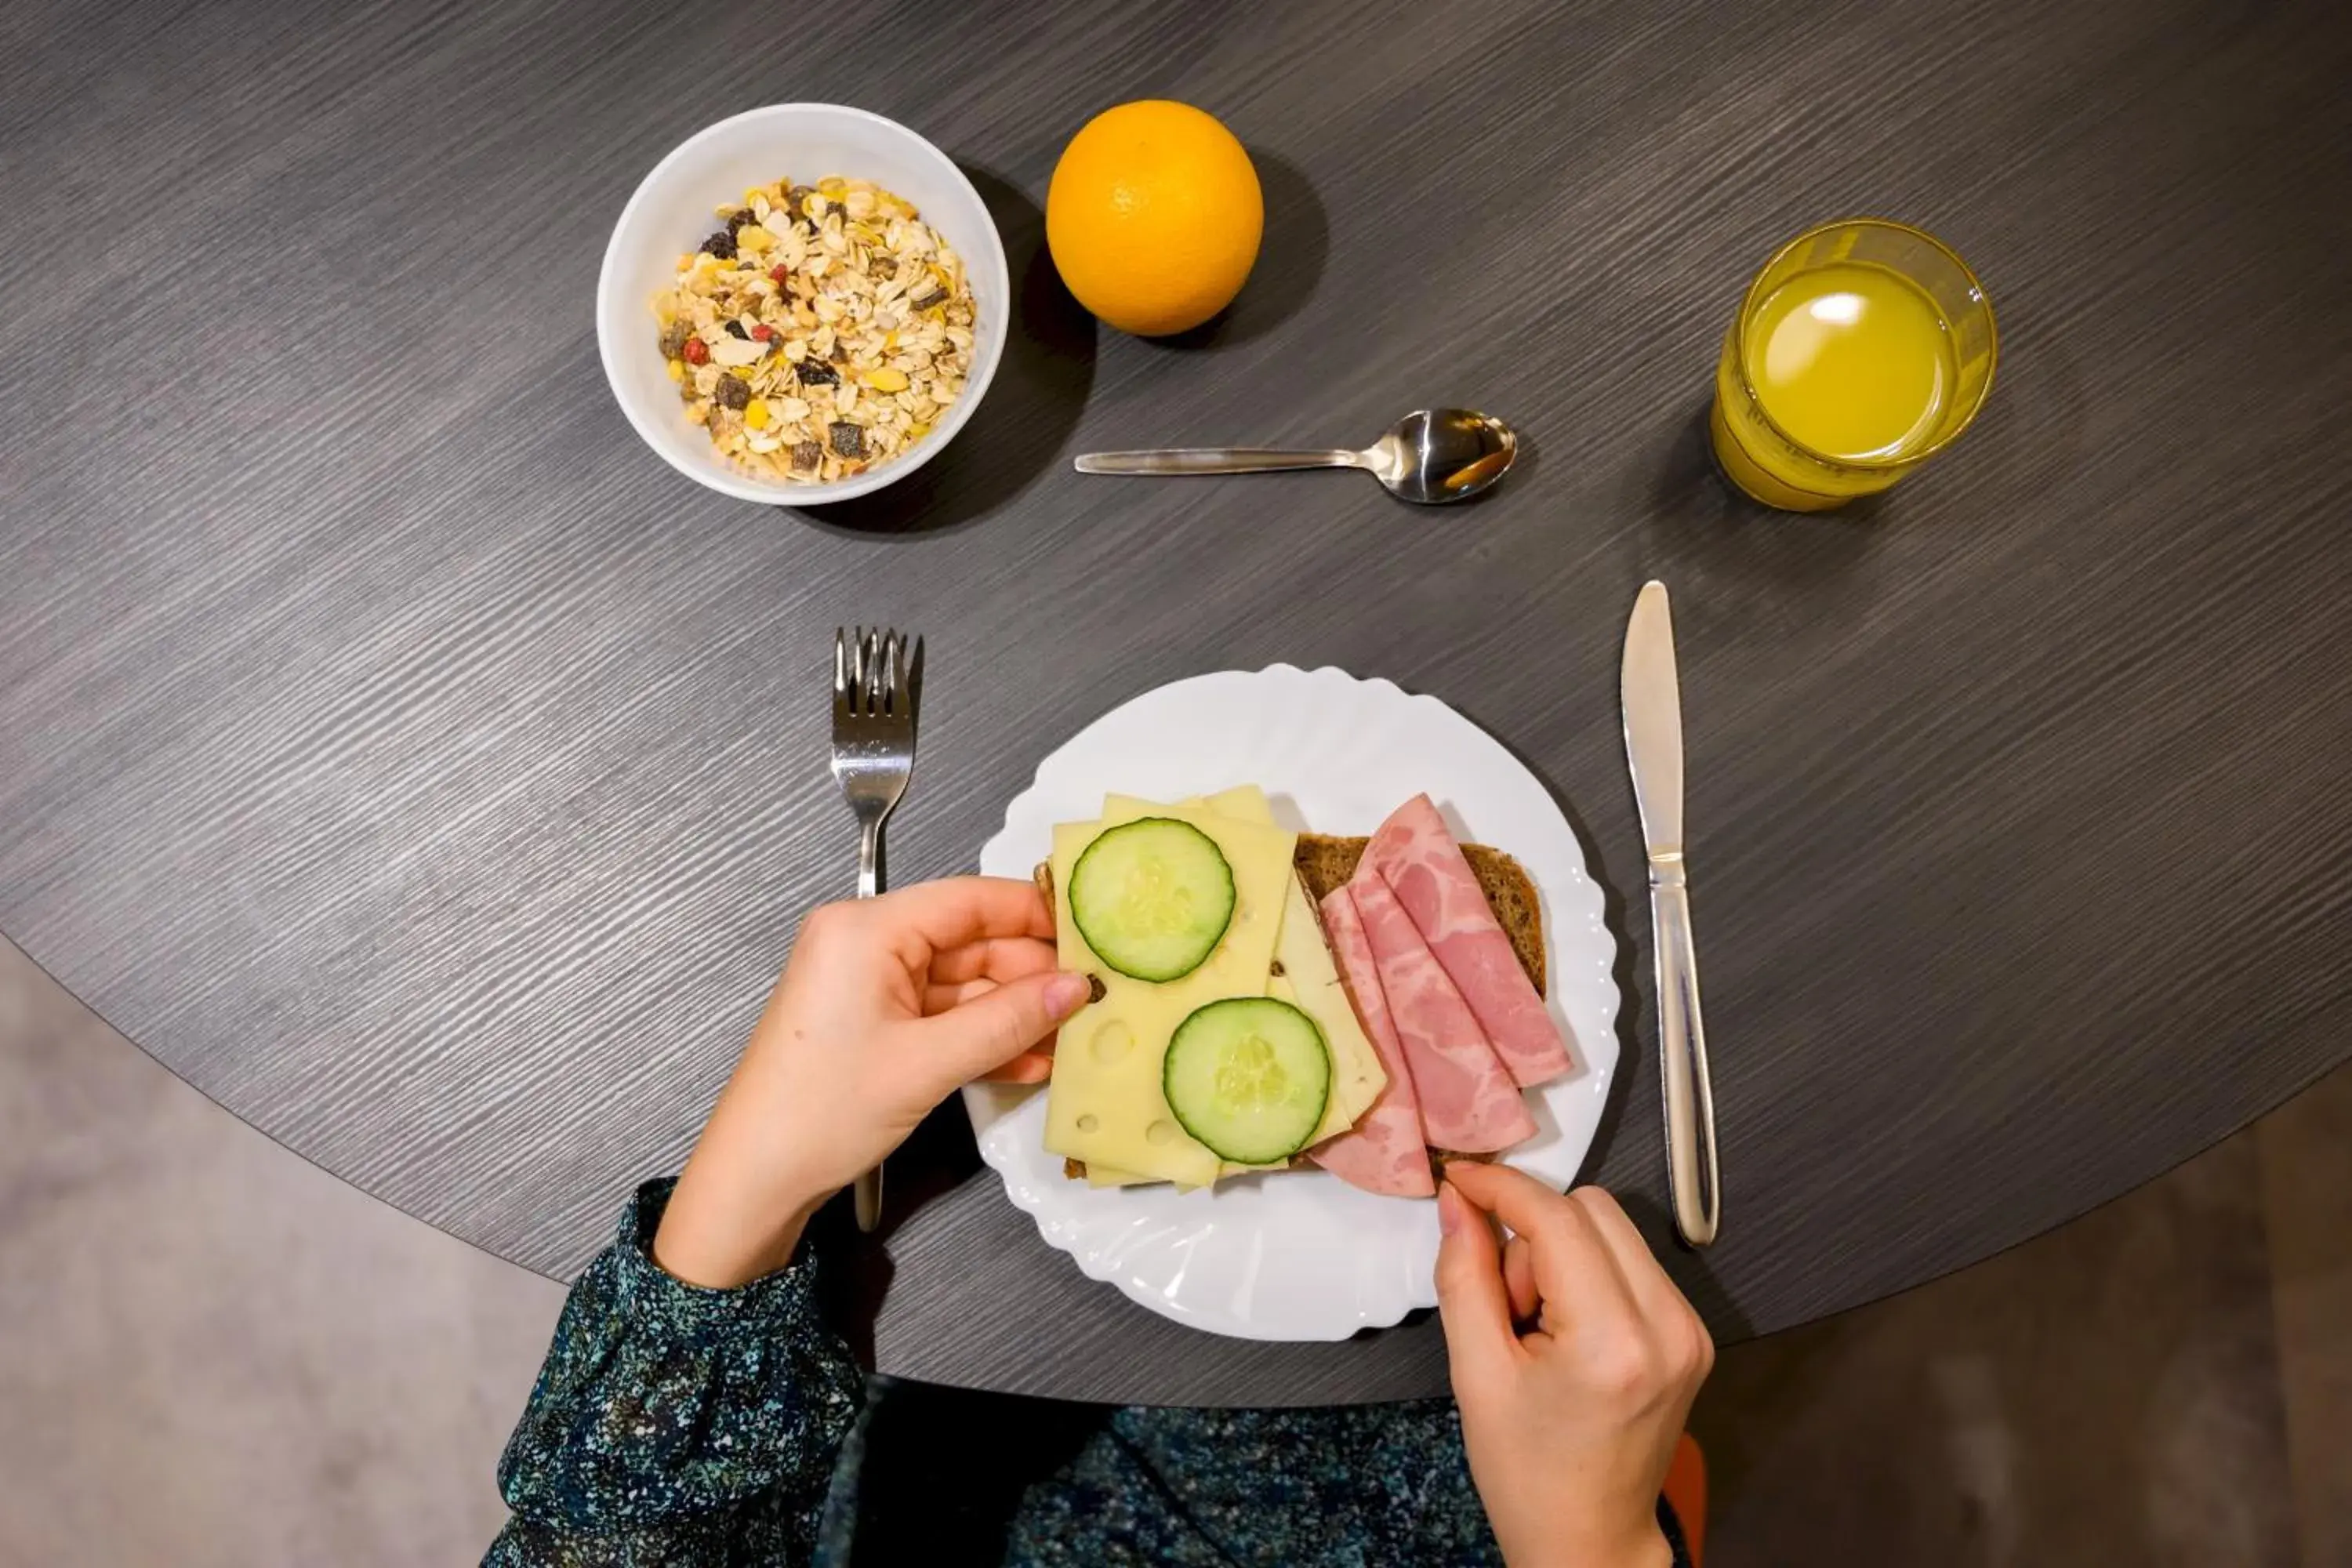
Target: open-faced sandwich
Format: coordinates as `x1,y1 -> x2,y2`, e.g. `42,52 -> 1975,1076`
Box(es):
1037,786 -> 1578,1197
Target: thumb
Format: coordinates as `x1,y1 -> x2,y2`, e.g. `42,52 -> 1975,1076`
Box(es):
907,970 -> 1091,1091
1435,1179 -> 1518,1391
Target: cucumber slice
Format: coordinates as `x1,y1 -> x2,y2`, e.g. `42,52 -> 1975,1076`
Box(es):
1163,998 -> 1333,1164
1069,818 -> 1236,982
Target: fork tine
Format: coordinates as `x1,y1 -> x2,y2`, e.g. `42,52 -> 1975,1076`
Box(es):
833,627 -> 848,702
883,631 -> 903,716
860,628 -> 884,715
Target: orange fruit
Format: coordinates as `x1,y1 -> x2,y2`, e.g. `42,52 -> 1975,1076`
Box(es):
1047,101 -> 1263,337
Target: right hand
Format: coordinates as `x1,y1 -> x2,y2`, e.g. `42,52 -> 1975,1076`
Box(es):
1435,1164 -> 1715,1568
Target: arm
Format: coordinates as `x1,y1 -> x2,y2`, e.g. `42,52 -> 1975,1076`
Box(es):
485,878 -> 1089,1565
483,1179 -> 862,1565
1436,1167 -> 1715,1568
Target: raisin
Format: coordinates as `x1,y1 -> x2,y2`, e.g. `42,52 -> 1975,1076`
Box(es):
724,320 -> 750,339
828,421 -> 864,459
790,440 -> 823,471
796,359 -> 839,388
713,374 -> 751,410
657,320 -> 691,358
724,208 -> 758,232
700,230 -> 737,260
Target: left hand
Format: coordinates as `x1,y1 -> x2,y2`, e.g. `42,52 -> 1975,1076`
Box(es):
654,877 -> 1088,1288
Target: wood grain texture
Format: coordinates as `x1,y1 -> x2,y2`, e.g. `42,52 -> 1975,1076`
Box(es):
4,0 -> 2350,1404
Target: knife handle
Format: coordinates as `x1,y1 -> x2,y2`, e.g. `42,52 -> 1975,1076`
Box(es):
1649,859 -> 1721,1247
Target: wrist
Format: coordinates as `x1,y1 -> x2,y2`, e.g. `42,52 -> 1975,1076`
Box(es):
653,1156 -> 829,1289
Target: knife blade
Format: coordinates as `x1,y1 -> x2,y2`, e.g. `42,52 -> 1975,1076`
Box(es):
1622,581 -> 1722,1246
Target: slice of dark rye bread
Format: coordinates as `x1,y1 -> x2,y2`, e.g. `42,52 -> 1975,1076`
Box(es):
1037,831 -> 1546,1182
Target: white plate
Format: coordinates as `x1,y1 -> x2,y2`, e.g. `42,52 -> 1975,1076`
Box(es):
964,665 -> 1621,1341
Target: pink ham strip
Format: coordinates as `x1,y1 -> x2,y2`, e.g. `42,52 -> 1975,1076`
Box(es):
1367,793 -> 1574,1088
1308,885 -> 1436,1198
1348,872 -> 1535,1153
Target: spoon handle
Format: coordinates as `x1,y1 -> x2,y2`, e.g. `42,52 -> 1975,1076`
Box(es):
1074,448 -> 1362,477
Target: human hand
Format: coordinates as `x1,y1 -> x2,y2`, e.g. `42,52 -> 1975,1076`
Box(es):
653,877 -> 1087,1288
1436,1165 -> 1714,1568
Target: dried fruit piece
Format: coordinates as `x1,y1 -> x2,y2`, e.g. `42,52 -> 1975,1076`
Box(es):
862,368 -> 909,393
681,336 -> 710,365
828,421 -> 864,459
797,359 -> 840,388
657,320 -> 691,358
743,397 -> 771,430
701,230 -> 738,260
714,374 -> 752,410
790,440 -> 822,470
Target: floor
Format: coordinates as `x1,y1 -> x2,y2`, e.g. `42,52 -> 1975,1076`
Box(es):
1,935 -> 2343,1567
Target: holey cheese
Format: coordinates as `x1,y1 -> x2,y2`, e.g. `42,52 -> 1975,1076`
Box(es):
1044,796 -> 1298,1185
1195,788 -> 1386,1148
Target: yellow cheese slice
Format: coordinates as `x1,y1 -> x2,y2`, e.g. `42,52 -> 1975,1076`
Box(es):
1083,786 -> 1384,1185
1176,787 -> 1384,1142
1043,796 -> 1298,1186
1272,871 -> 1387,1141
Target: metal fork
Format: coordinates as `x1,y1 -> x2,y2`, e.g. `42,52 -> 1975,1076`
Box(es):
830,626 -> 919,1231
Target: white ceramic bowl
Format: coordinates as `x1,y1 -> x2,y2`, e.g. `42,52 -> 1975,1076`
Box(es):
597,105 -> 1009,506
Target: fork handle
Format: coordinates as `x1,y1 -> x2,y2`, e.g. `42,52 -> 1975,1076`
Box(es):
856,818 -> 881,901
851,816 -> 886,1231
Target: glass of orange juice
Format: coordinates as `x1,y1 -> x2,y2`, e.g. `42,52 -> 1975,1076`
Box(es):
1711,219 -> 1997,511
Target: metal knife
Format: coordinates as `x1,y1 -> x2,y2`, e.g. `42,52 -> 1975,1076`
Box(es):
1621,581 -> 1722,1247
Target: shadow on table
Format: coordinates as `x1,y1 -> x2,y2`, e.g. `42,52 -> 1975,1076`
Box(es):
823,1090 -> 989,1367
791,166 -> 1097,539
1138,148 -> 1327,352
1628,399 -> 1897,672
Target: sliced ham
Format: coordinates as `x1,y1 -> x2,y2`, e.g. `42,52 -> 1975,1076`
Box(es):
1367,793 -> 1574,1088
1308,885 -> 1436,1198
1348,872 -> 1535,1153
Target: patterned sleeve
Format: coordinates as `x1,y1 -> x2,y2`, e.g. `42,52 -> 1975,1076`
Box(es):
482,1180 -> 866,1566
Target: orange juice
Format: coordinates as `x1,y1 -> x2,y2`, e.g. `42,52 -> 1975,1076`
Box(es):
1711,220 -> 1997,510
1745,263 -> 1954,459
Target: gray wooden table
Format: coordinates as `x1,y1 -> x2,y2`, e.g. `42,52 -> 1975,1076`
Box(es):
5,0 -> 2350,1405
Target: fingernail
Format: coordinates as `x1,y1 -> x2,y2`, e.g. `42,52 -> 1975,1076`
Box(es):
1436,1183 -> 1461,1236
1044,971 -> 1091,1018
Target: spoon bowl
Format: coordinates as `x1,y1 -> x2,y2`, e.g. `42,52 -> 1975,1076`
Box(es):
1074,407 -> 1519,504
1361,408 -> 1518,503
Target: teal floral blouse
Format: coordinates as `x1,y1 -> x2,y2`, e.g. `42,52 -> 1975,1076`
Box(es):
484,1180 -> 1692,1566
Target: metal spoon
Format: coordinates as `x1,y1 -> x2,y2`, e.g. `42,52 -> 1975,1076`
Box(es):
1073,408 -> 1518,504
